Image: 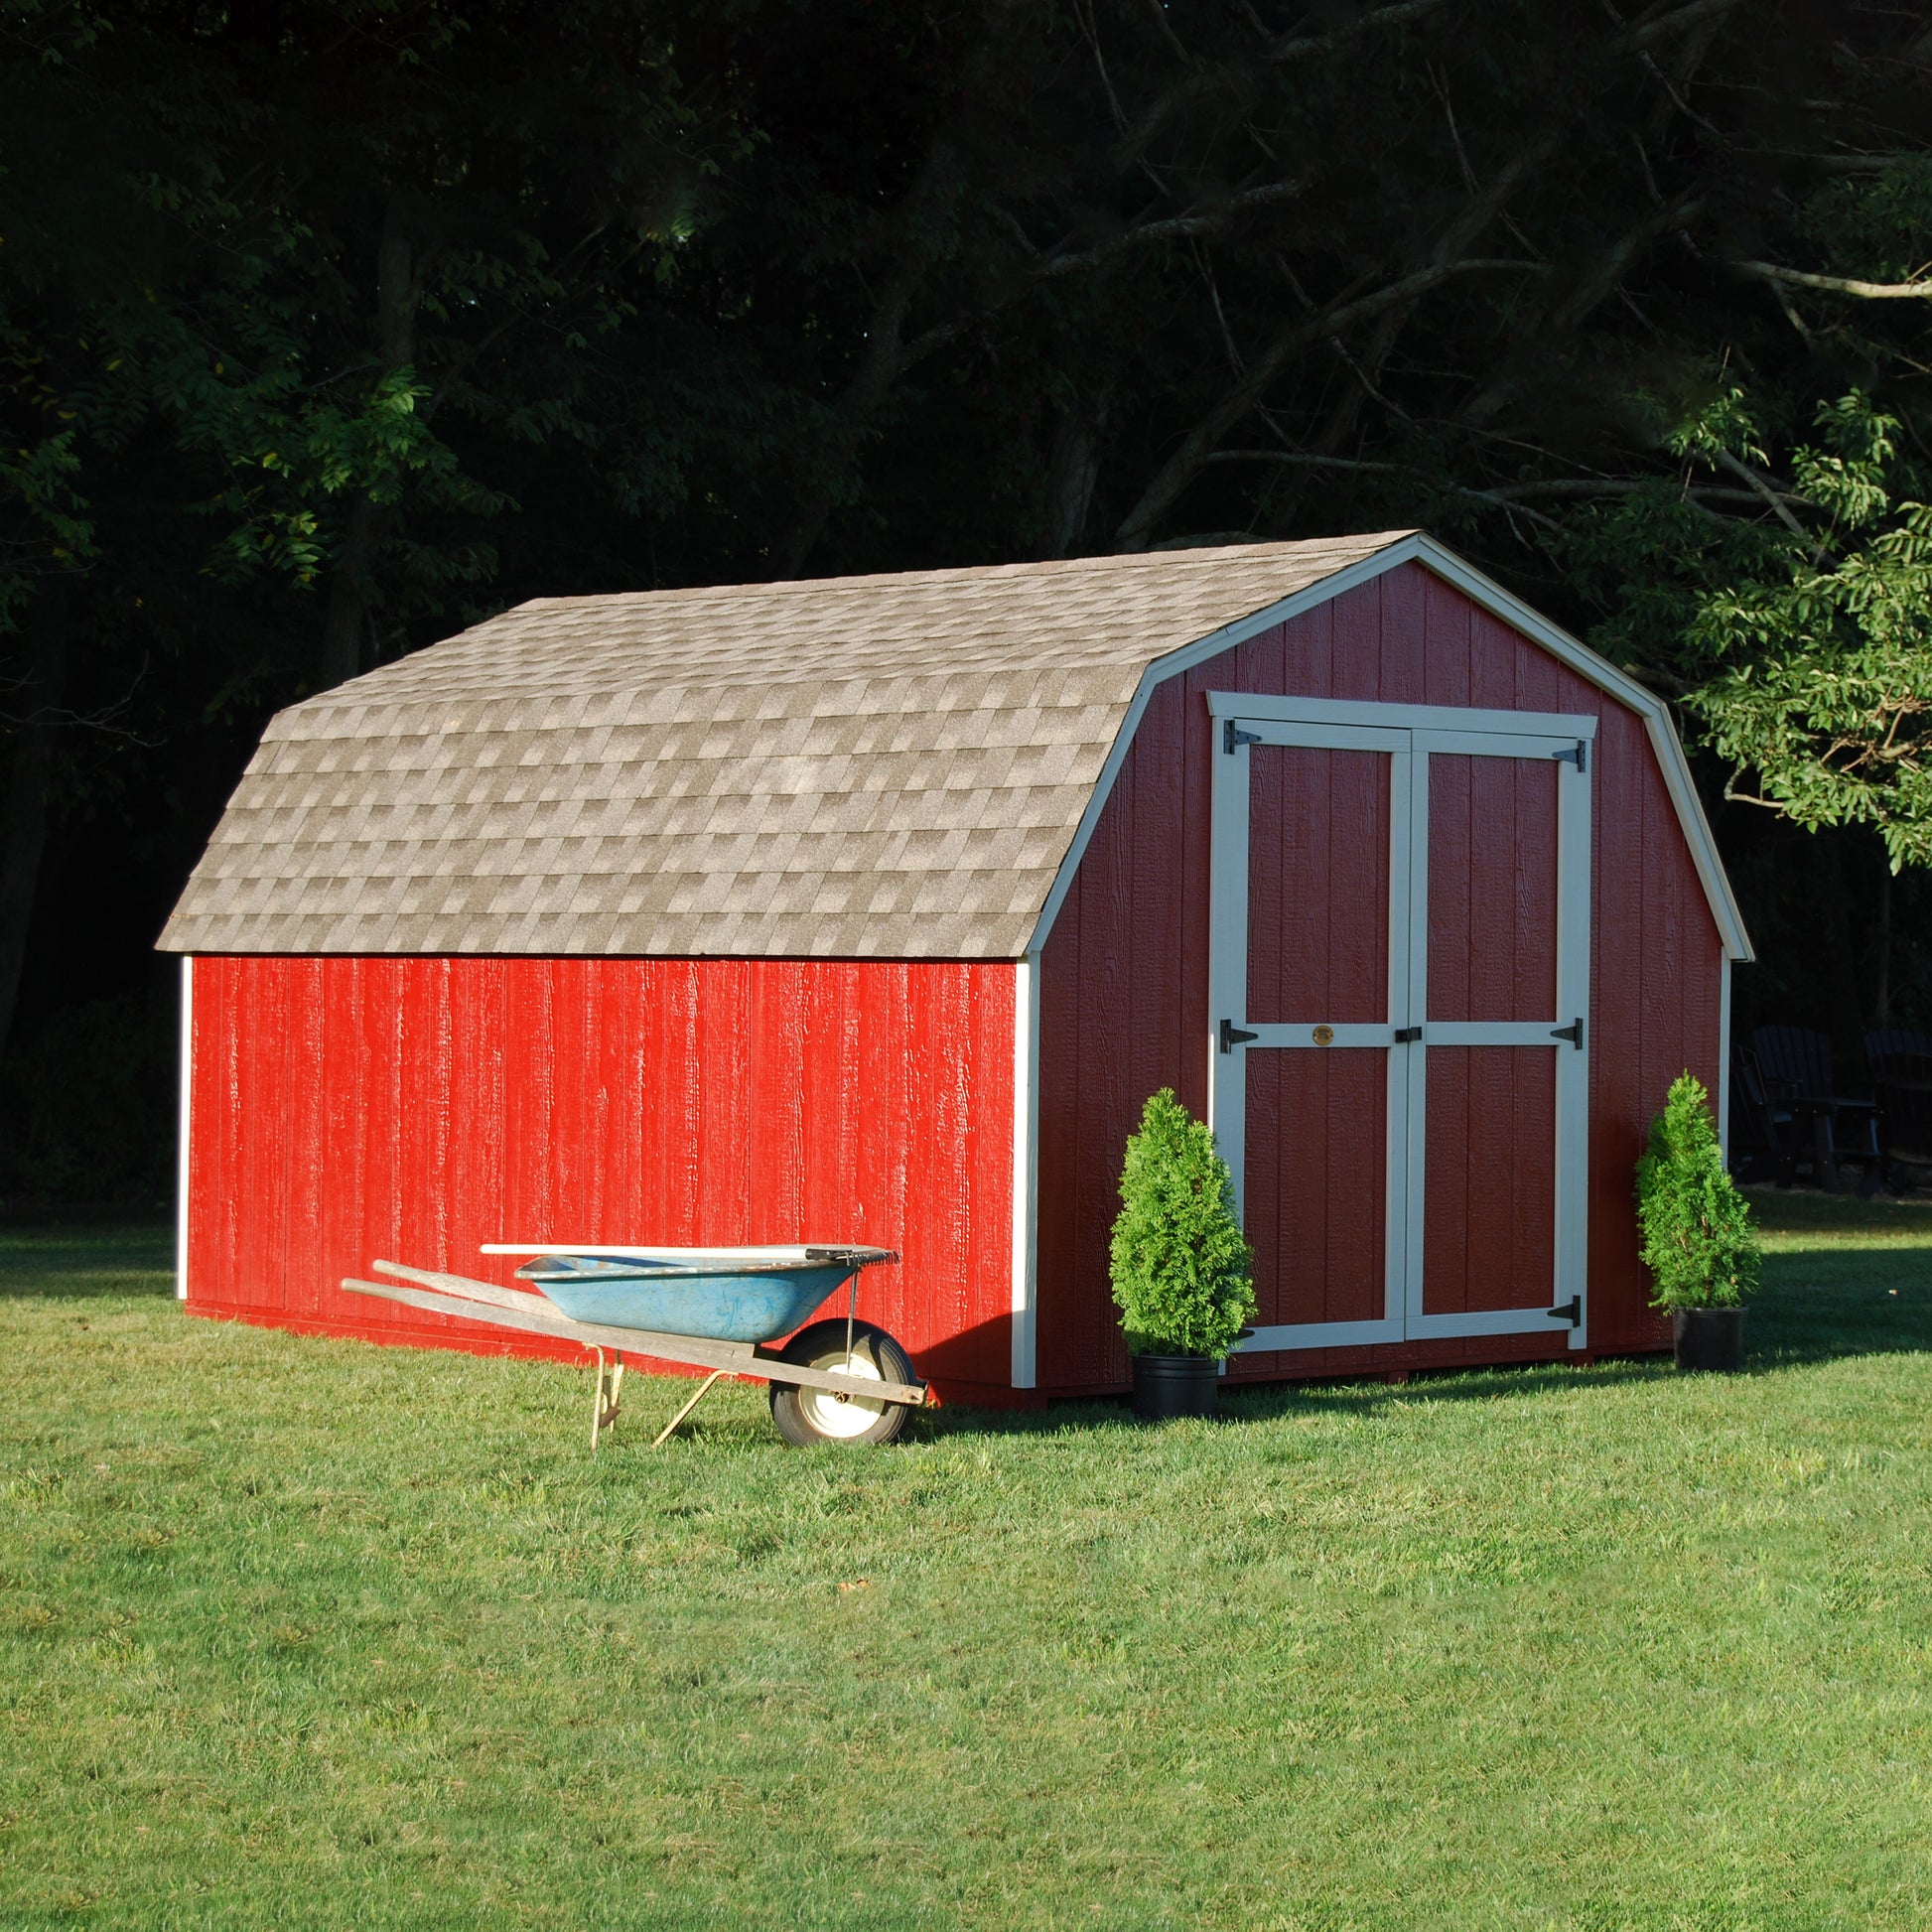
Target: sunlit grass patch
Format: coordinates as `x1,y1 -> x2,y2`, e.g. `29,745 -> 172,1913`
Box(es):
1,1207 -> 1928,1928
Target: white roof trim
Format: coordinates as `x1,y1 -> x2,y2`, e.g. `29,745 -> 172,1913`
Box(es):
1027,531 -> 1751,962
1026,540 -> 1414,952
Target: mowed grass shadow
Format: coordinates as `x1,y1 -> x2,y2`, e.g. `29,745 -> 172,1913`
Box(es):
1743,1184 -> 1932,1368
919,1352 -> 1671,1444
935,1190 -> 1932,1440
0,1224 -> 174,1300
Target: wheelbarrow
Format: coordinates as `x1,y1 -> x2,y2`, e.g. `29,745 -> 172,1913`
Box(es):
342,1244 -> 922,1449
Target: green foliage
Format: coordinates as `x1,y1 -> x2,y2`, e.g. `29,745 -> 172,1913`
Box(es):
1109,1088 -> 1255,1359
1634,1073 -> 1761,1310
1681,394 -> 1932,871
9,0 -> 1932,1172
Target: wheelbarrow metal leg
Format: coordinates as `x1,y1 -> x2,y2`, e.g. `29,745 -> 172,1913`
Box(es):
652,1369 -> 728,1449
590,1347 -> 624,1451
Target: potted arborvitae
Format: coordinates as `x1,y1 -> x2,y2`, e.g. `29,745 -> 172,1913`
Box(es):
1635,1071 -> 1761,1372
1109,1089 -> 1257,1419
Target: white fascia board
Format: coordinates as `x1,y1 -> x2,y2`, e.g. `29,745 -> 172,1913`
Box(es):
1009,954 -> 1039,1389
1026,530 -> 1753,962
1411,536 -> 1752,961
1026,538 -> 1424,953
1718,952 -> 1733,1156
176,955 -> 193,1301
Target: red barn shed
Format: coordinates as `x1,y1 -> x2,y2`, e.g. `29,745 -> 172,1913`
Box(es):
161,530 -> 1750,1404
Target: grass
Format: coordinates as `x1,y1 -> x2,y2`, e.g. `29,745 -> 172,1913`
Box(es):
1,1196 -> 1928,1929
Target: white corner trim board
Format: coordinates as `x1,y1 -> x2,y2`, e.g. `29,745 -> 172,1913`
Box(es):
1027,532 -> 1752,963
1010,954 -> 1039,1390
1719,952 -> 1732,1155
176,954 -> 193,1301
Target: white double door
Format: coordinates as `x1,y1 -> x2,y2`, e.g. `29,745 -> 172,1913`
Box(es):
1205,695 -> 1593,1353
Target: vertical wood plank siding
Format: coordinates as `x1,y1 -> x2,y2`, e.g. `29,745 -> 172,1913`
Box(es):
187,956 -> 1018,1403
1035,562 -> 1713,1392
1423,754 -> 1561,1318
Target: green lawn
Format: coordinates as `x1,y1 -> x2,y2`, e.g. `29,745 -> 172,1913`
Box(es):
2,1197 -> 1928,1929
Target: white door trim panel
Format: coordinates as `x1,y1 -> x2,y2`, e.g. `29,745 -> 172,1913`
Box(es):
1210,696 -> 1591,1356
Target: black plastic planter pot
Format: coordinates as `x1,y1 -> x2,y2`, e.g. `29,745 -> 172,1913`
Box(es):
1673,1306 -> 1746,1373
1131,1353 -> 1219,1420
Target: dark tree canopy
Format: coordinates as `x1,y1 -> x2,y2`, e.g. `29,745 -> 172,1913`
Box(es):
4,0 -> 1931,1198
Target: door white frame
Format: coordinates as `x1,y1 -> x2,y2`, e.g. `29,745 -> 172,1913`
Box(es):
1205,693 -> 1594,1354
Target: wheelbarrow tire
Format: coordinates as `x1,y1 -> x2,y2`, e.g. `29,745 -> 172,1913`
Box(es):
769,1319 -> 916,1448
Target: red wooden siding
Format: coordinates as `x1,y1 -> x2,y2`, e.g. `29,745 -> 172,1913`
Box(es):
1242,742 -> 1394,1370
1422,750 -> 1561,1318
1423,1047 -> 1557,1316
187,956 -> 1018,1403
1247,745 -> 1390,1026
1427,753 -> 1558,1025
1035,561 -> 1715,1392
1246,1049 -> 1388,1337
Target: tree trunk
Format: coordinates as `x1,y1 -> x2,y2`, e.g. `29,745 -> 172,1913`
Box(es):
0,584 -> 69,1053
1872,846 -> 1891,1026
318,492 -> 378,689
318,203 -> 418,690
770,133 -> 965,580
1815,829 -> 1869,1088
1036,395 -> 1111,559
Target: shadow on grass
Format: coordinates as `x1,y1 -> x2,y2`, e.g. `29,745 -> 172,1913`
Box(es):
1747,1277 -> 1932,1369
924,1233 -> 1932,1442
919,1356 -> 1674,1442
0,1224 -> 174,1299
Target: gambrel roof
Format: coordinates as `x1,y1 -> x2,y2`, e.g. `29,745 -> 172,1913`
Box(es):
160,530 -> 1749,960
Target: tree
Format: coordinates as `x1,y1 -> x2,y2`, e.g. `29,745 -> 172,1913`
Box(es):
1110,1089 -> 1255,1360
8,0 -> 1932,1193
1684,394 -> 1932,869
1634,1072 -> 1759,1309
0,0 -> 727,1050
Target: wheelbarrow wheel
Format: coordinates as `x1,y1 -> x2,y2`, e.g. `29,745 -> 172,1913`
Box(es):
769,1319 -> 916,1448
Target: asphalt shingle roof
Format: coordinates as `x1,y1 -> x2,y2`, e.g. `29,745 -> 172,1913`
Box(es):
160,531 -> 1410,958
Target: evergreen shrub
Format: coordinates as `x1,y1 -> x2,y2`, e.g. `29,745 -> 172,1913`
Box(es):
1109,1088 -> 1256,1358
1634,1071 -> 1760,1308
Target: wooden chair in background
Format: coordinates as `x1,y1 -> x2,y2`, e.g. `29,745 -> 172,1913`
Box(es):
1750,1025 -> 1881,1195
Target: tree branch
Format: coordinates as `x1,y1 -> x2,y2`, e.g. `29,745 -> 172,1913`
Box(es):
1461,190 -> 1708,425
1731,259 -> 1932,299
1203,452 -> 1792,513
1268,0 -> 1452,65
1033,177 -> 1309,284
1707,445 -> 1810,537
1111,256 -> 1547,550
1612,0 -> 1750,55
1113,122 -> 1563,552
1126,0 -> 1452,156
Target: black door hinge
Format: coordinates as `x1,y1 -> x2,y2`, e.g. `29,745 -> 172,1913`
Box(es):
1554,739 -> 1587,773
1393,1025 -> 1423,1043
1219,1018 -> 1259,1054
1545,1296 -> 1583,1326
1224,721 -> 1262,755
1550,1017 -> 1584,1049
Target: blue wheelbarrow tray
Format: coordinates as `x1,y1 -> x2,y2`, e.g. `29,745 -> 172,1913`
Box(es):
342,1245 -> 920,1451
513,1253 -> 860,1343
